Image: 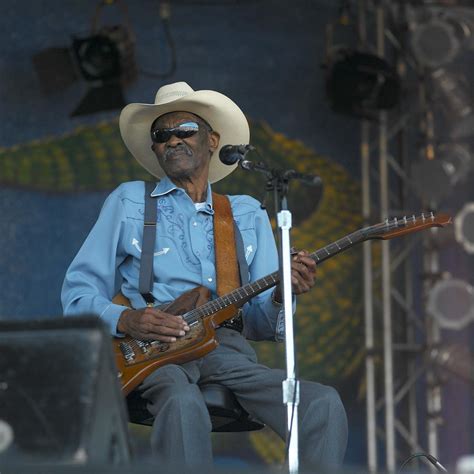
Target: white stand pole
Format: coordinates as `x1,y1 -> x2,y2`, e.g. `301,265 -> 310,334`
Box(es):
278,209 -> 300,474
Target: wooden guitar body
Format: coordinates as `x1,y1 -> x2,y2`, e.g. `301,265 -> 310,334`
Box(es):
112,286 -> 240,395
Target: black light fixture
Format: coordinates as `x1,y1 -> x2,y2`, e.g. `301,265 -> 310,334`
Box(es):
70,21 -> 136,117
324,48 -> 401,120
32,0 -> 137,117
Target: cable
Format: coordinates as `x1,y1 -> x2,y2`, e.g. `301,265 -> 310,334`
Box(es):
399,452 -> 448,473
139,2 -> 177,79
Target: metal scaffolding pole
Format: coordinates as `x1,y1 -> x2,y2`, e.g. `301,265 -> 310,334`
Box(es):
376,6 -> 396,471
358,0 -> 377,470
425,235 -> 442,459
362,121 -> 377,472
358,2 -> 425,470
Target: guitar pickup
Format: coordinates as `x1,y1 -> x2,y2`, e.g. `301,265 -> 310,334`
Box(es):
136,340 -> 150,353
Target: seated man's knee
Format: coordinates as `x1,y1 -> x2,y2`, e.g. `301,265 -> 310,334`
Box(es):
305,384 -> 347,427
322,386 -> 346,422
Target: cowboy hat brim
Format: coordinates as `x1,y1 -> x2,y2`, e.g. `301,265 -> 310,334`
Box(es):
119,90 -> 250,183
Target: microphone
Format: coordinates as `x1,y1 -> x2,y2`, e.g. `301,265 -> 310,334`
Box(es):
219,144 -> 255,165
282,169 -> 322,187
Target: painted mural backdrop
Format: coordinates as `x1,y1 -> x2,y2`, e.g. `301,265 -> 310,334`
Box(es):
0,120 -> 364,464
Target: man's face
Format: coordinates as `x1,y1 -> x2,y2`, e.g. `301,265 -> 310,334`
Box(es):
150,111 -> 219,181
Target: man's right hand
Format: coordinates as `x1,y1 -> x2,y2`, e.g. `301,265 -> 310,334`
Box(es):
117,307 -> 190,341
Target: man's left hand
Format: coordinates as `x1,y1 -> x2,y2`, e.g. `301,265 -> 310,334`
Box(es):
273,250 -> 317,303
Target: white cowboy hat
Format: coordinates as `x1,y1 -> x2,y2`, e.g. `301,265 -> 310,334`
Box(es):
119,81 -> 250,183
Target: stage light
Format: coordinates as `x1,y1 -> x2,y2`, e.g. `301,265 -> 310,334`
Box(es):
324,49 -> 401,120
410,143 -> 472,205
32,2 -> 137,117
408,5 -> 474,69
72,34 -> 121,83
70,24 -> 136,117
410,13 -> 473,68
455,203 -> 474,254
431,68 -> 474,139
427,276 -> 474,330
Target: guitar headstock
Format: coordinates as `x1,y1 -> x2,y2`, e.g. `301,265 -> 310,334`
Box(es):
369,212 -> 452,240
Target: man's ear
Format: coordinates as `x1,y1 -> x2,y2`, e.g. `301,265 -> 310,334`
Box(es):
209,131 -> 220,153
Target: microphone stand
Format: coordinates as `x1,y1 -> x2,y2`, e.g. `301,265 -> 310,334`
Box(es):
239,158 -> 322,474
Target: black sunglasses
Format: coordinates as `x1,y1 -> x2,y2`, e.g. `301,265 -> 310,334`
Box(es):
151,121 -> 201,144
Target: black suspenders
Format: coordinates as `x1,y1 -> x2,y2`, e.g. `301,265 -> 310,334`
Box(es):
138,181 -> 157,306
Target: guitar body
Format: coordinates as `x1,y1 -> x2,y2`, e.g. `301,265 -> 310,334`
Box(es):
112,286 -> 240,395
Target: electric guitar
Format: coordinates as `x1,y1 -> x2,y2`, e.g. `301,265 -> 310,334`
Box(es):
114,212 -> 452,395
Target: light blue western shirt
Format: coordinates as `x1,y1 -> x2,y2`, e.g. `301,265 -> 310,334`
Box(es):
61,178 -> 286,341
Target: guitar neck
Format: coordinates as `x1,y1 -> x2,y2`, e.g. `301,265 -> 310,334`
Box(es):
184,229 -> 367,325
184,212 -> 451,325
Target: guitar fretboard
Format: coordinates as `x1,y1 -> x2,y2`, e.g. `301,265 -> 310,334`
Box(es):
183,213 -> 436,325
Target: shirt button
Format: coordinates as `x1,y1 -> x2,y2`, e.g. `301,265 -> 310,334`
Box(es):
192,222 -> 198,227
207,277 -> 213,282
196,251 -> 200,256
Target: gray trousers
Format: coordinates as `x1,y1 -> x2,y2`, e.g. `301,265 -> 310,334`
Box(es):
138,328 -> 348,468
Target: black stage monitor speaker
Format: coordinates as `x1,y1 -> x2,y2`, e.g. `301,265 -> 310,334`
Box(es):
0,316 -> 130,465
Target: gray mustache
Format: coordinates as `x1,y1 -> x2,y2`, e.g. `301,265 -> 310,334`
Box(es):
164,144 -> 193,160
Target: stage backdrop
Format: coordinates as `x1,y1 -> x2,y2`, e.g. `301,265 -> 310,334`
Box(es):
0,118 -> 366,464
0,0 -> 367,467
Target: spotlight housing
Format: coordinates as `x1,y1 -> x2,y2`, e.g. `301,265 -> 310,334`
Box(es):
427,276 -> 474,330
432,69 -> 474,139
32,1 -> 137,117
455,203 -> 474,254
409,7 -> 474,68
325,49 -> 401,120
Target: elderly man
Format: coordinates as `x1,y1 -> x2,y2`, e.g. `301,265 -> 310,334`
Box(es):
61,82 -> 347,468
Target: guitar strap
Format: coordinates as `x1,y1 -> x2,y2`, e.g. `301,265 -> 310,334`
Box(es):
140,182 -> 248,331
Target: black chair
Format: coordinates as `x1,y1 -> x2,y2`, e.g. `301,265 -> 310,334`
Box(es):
127,383 -> 264,432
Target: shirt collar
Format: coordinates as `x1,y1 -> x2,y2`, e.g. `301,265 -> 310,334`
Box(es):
151,176 -> 177,197
150,177 -> 215,215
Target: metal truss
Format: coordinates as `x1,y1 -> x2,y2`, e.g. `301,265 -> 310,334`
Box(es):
356,1 -> 446,471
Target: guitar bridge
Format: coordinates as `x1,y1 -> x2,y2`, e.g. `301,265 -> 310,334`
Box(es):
119,341 -> 135,362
